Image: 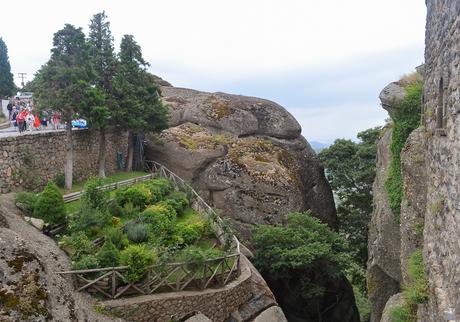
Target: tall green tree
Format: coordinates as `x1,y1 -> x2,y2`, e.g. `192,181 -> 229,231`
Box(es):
113,35 -> 169,171
88,11 -> 117,178
33,24 -> 103,190
318,127 -> 380,269
0,38 -> 16,98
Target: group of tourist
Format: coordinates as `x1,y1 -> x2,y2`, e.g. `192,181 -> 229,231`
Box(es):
6,98 -> 61,133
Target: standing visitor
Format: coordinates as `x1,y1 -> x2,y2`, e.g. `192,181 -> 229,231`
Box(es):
16,109 -> 26,133
6,100 -> 13,120
11,106 -> 18,130
53,112 -> 60,130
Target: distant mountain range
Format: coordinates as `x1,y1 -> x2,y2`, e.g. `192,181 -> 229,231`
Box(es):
309,141 -> 330,152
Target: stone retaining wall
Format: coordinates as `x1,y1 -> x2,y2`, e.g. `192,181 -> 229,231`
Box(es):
0,129 -> 128,192
103,262 -> 252,322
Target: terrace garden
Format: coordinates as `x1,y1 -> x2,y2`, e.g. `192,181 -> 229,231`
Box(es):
15,165 -> 240,299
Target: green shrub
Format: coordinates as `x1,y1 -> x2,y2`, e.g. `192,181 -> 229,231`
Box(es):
405,250 -> 428,304
389,249 -> 429,322
119,245 -> 157,283
144,178 -> 173,202
176,221 -> 210,245
164,192 -> 189,215
178,245 -> 224,268
141,205 -> 176,238
385,82 -> 422,220
72,254 -> 99,271
81,177 -> 108,210
115,184 -> 151,209
253,211 -> 351,299
33,181 -> 65,225
125,223 -> 149,244
108,199 -> 124,217
68,202 -> 111,238
53,172 -> 65,189
97,240 -> 120,267
389,305 -> 413,322
105,227 -> 129,250
15,192 -> 39,215
59,232 -> 95,261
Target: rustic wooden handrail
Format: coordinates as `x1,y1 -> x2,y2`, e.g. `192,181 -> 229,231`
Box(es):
57,161 -> 242,299
62,173 -> 155,203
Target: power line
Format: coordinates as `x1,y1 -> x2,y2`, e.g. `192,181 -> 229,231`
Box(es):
17,73 -> 27,87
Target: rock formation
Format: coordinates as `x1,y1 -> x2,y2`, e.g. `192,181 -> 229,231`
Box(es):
368,1 -> 460,321
367,126 -> 401,322
147,86 -> 337,242
146,86 -> 359,321
0,194 -> 122,322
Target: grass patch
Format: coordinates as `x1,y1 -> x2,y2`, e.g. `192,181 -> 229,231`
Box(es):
389,249 -> 428,322
385,82 -> 422,222
61,171 -> 147,194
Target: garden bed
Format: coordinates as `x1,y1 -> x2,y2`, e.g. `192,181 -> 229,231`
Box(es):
15,164 -> 240,299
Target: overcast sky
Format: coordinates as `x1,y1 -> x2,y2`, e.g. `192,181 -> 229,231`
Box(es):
0,0 -> 426,143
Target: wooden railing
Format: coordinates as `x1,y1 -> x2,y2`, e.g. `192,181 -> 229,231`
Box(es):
57,160 -> 241,299
58,253 -> 239,299
63,173 -> 156,202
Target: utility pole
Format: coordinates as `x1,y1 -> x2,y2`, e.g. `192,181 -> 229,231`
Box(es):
17,73 -> 27,88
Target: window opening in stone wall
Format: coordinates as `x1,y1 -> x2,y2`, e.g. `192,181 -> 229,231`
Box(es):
436,77 -> 444,129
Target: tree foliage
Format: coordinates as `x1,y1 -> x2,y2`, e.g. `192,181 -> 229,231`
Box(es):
113,35 -> 169,170
33,181 -> 65,225
33,24 -> 104,190
253,212 -> 351,298
319,127 -> 380,268
0,38 -> 16,97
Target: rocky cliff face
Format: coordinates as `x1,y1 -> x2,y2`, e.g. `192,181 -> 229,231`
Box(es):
147,86 -> 338,242
0,194 -> 121,322
368,79 -> 427,321
369,1 -> 460,321
146,86 -> 359,321
367,126 -> 401,322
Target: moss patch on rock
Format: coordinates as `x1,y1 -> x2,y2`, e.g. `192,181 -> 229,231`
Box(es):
0,272 -> 49,320
164,123 -> 233,150
205,95 -> 233,119
228,138 -> 299,186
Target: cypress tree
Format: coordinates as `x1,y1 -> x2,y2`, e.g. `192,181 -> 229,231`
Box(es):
0,38 -> 16,98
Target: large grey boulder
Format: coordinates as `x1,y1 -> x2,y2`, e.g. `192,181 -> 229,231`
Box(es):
146,86 -> 358,321
148,86 -> 337,241
379,82 -> 406,118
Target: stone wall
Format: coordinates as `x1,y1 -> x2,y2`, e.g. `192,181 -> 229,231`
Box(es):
423,1 -> 460,320
103,261 -> 252,322
0,129 -> 128,192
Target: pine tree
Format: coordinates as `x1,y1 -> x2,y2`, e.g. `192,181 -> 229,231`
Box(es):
88,11 -> 117,178
0,38 -> 16,98
33,24 -> 104,190
113,35 -> 169,171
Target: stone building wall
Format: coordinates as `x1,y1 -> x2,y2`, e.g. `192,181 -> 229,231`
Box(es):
0,129 -> 128,192
422,1 -> 460,320
102,262 -> 252,322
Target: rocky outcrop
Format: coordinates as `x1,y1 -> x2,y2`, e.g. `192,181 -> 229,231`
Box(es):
379,82 -> 406,119
367,127 -> 401,322
147,86 -> 337,242
0,194 -> 122,322
146,86 -> 358,321
380,293 -> 404,322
